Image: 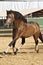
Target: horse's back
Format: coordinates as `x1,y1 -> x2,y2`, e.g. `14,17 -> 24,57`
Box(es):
27,21 -> 40,32
21,21 -> 40,37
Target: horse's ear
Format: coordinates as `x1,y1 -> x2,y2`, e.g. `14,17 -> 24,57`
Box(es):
7,11 -> 10,15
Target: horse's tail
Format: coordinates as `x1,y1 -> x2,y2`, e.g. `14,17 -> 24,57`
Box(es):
39,32 -> 43,42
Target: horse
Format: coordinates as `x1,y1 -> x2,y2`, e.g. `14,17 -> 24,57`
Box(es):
3,10 -> 43,55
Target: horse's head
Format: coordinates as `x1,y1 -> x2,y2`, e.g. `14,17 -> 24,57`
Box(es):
4,10 -> 15,27
4,10 -> 27,27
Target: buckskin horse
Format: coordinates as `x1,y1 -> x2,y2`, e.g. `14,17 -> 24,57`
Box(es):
3,10 -> 43,55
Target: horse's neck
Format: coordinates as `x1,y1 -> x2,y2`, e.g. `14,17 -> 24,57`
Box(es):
13,20 -> 22,28
13,20 -> 26,29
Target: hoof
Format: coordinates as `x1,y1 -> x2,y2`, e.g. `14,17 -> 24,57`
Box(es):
37,50 -> 39,53
14,52 -> 17,55
36,49 -> 39,53
16,48 -> 18,52
2,52 -> 7,55
14,48 -> 18,55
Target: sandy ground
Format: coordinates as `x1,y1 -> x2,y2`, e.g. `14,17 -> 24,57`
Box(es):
0,36 -> 43,65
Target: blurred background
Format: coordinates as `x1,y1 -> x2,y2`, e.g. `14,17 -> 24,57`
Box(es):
0,1 -> 43,37
0,0 -> 43,2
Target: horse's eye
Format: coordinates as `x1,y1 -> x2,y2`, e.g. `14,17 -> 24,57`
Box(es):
7,16 -> 11,18
8,16 -> 11,18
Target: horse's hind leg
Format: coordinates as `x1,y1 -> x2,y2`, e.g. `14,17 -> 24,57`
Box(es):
33,33 -> 39,53
35,40 -> 39,53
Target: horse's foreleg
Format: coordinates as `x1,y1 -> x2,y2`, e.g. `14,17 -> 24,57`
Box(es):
8,40 -> 16,54
12,35 -> 20,55
17,38 -> 25,50
7,35 -> 18,54
3,41 -> 15,54
13,37 -> 25,55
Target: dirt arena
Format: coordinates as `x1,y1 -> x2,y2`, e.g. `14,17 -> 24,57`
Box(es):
0,36 -> 43,65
